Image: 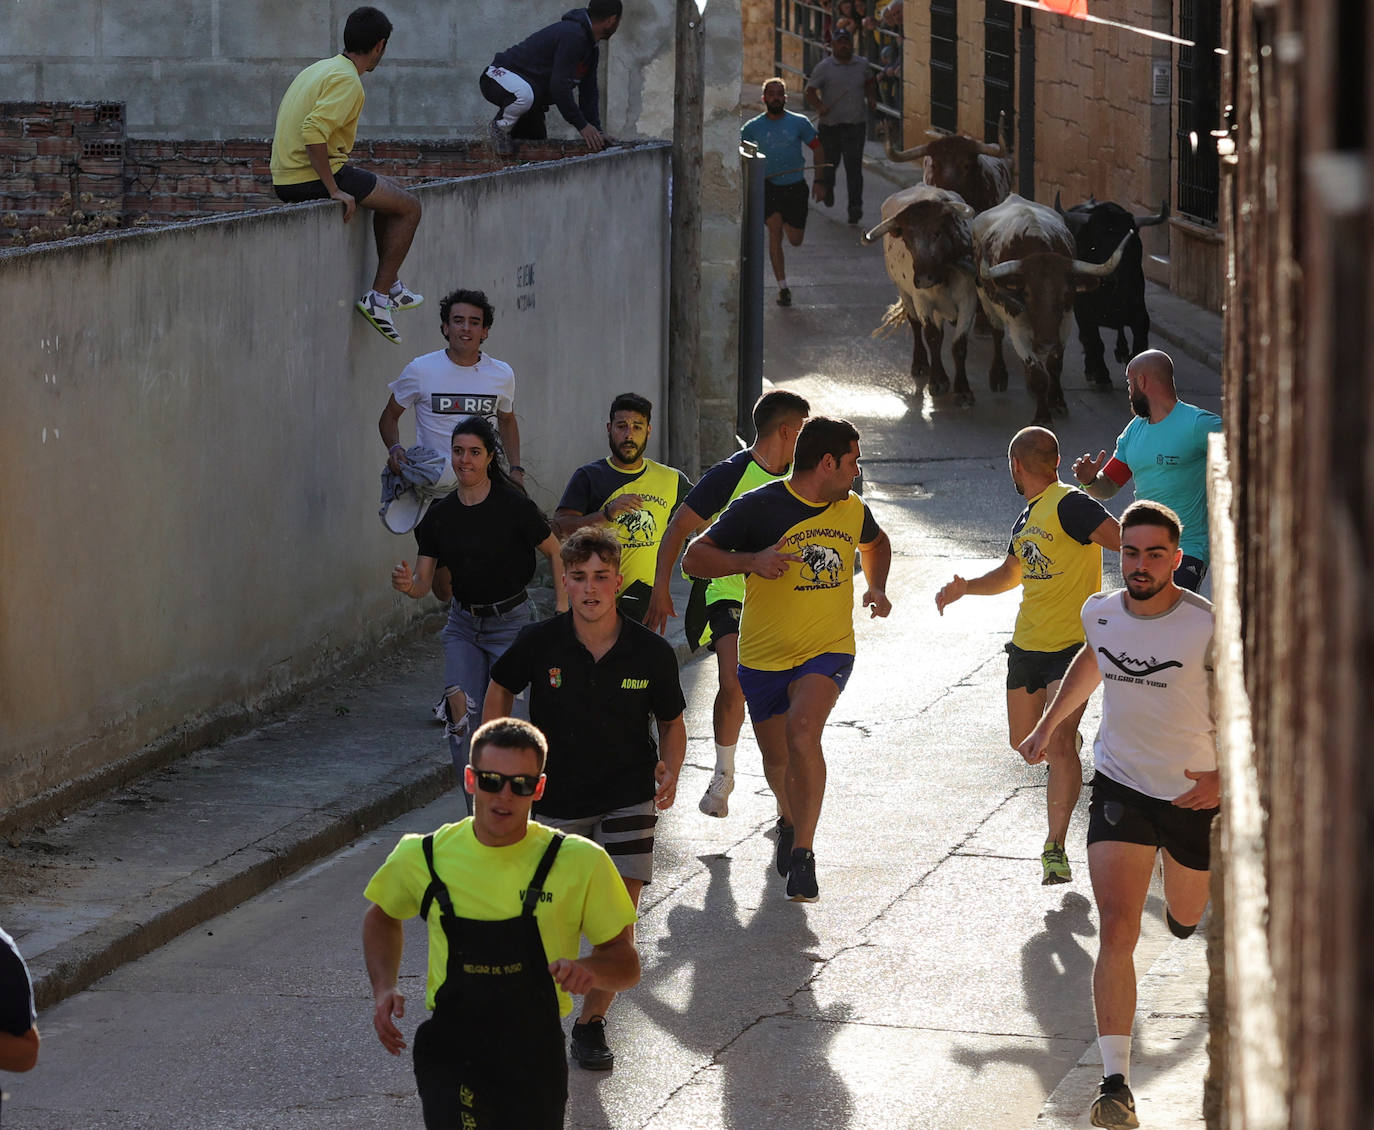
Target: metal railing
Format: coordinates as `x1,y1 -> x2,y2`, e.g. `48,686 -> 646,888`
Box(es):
772,0 -> 904,125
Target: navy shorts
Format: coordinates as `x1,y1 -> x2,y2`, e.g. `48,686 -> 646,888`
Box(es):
1005,642 -> 1080,693
1174,555 -> 1208,592
1087,771 -> 1217,871
739,652 -> 853,722
274,163 -> 378,204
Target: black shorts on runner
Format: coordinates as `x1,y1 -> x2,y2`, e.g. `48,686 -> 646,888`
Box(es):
616,579 -> 653,624
1005,641 -> 1080,693
704,599 -> 741,652
1174,555 -> 1208,592
764,180 -> 809,230
1087,771 -> 1218,871
274,164 -> 378,204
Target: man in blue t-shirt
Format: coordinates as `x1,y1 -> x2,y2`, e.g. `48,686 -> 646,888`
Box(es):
740,78 -> 824,307
1072,349 -> 1222,591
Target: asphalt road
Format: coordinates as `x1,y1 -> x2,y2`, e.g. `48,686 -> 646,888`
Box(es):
6,166 -> 1220,1129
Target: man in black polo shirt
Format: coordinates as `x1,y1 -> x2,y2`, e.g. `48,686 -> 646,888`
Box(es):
483,526 -> 686,1073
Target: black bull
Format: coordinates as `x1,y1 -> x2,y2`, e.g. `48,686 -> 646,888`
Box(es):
1054,195 -> 1169,386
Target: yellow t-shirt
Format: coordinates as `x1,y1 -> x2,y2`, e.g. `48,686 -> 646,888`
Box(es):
363,819 -> 637,1016
1008,480 -> 1109,652
270,55 -> 365,185
702,481 -> 882,670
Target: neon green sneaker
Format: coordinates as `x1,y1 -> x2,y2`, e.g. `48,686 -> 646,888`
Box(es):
1041,840 -> 1072,885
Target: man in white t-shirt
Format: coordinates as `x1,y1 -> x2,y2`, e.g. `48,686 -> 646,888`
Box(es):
379,287 -> 524,599
1019,499 -> 1218,1129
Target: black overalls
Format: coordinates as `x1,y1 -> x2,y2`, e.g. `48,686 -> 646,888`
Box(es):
411,832 -> 569,1130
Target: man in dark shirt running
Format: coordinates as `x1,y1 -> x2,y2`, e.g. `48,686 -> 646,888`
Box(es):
483,527 -> 686,1072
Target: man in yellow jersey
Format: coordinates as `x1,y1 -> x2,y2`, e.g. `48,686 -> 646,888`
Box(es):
935,426 -> 1120,885
270,6 -> 424,346
363,717 -> 639,1129
645,390 -> 810,818
553,394 -> 692,623
684,417 -> 892,902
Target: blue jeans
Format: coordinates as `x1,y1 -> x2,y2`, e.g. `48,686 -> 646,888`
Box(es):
441,600 -> 534,807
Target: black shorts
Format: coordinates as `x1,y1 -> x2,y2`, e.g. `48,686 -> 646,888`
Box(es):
273,164 -> 378,204
1087,771 -> 1217,871
1005,642 -> 1080,693
1174,555 -> 1208,592
616,579 -> 653,624
764,180 -> 809,230
704,599 -> 742,651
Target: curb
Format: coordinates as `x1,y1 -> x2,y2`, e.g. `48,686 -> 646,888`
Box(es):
28,629 -> 707,1012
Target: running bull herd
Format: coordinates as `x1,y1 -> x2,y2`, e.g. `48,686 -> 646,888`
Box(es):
863,119 -> 1168,426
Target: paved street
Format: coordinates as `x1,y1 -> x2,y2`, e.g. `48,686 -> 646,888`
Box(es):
3,163 -> 1219,1129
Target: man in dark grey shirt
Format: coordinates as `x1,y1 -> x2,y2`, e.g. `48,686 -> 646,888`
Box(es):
804,28 -> 877,224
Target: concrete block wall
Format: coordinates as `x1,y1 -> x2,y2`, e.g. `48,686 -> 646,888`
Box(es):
0,142 -> 672,815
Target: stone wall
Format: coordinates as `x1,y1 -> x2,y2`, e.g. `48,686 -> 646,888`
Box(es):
0,143 -> 672,817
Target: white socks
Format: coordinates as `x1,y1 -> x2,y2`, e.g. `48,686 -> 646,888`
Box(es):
714,742 -> 737,777
370,289 -> 390,306
777,278 -> 789,290
1099,1034 -> 1132,1084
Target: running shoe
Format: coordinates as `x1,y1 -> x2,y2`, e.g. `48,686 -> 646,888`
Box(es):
356,291 -> 401,344
774,818 -> 795,876
1090,1074 -> 1139,1128
1041,840 -> 1072,885
823,183 -> 835,207
698,772 -> 734,817
777,287 -> 792,307
570,1016 -> 614,1070
786,848 -> 819,901
388,283 -> 424,312
488,118 -> 516,157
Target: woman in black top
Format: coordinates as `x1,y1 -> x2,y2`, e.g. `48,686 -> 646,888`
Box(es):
391,416 -> 566,796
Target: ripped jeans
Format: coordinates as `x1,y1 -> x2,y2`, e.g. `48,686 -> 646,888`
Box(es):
440,599 -> 535,809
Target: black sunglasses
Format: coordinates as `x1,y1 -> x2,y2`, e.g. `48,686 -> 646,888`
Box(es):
471,769 -> 541,797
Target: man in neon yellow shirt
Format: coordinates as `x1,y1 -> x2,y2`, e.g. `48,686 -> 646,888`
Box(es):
363,717 -> 638,1129
271,6 -> 424,346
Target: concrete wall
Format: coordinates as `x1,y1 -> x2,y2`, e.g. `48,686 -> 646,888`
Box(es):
0,143 -> 671,814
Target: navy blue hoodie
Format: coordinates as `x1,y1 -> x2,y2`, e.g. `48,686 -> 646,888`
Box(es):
491,9 -> 602,131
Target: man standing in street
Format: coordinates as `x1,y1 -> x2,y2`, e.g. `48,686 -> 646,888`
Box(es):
805,28 -> 877,225
483,528 -> 686,1071
1072,349 -> 1222,592
741,78 -> 825,307
553,394 -> 691,623
645,389 -> 811,818
683,417 -> 891,902
270,6 -> 423,346
1018,501 -> 1218,1129
935,427 -> 1119,886
377,288 -> 523,566
481,1 -> 622,157
363,717 -> 638,1128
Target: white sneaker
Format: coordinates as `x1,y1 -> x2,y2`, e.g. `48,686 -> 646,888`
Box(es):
356,291 -> 401,344
389,283 -> 424,312
698,772 -> 734,817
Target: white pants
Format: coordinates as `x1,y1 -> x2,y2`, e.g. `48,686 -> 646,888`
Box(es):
484,66 -> 535,132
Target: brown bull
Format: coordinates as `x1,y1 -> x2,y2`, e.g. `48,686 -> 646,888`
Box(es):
883,117 -> 1013,214
972,195 -> 1132,426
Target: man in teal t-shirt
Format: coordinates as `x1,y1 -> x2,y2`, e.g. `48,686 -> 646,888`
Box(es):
1072,349 -> 1222,590
740,78 -> 823,307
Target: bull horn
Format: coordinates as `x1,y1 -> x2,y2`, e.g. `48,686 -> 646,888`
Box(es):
861,217 -> 901,245
1054,191 -> 1067,220
976,140 -> 1003,156
1070,230 -> 1134,277
882,119 -> 930,163
981,258 -> 1024,281
1135,198 -> 1171,227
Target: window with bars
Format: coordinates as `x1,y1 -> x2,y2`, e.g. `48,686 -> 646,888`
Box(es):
931,0 -> 958,133
1176,0 -> 1220,224
983,0 -> 1015,147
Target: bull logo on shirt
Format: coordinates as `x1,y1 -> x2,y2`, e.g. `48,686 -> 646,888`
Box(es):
1018,540 -> 1054,578
613,507 -> 657,545
799,543 -> 844,584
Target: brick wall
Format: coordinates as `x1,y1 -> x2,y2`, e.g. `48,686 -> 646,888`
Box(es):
3,102 -> 601,246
